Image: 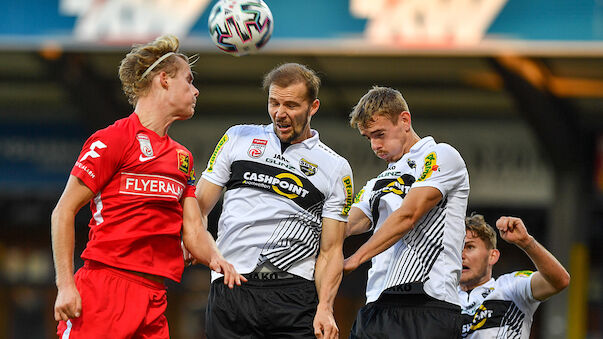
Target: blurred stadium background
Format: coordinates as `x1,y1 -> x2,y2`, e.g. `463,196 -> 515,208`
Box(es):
0,0 -> 602,338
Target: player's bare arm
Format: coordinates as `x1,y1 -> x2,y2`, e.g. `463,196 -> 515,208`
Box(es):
345,207 -> 372,237
182,196 -> 246,289
344,186 -> 442,273
314,217 -> 345,339
51,175 -> 95,321
496,216 -> 570,301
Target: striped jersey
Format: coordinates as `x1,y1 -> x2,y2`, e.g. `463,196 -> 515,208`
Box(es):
202,124 -> 354,282
353,136 -> 469,305
459,271 -> 540,338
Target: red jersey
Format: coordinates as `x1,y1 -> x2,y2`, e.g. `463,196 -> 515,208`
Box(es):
71,113 -> 196,282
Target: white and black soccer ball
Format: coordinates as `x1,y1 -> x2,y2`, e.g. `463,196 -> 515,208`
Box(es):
208,0 -> 273,56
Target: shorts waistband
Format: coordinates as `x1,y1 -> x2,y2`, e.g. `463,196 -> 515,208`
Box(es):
216,275 -> 312,287
376,283 -> 460,311
84,260 -> 165,290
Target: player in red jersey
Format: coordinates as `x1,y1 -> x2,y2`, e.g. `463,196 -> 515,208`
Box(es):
51,35 -> 245,338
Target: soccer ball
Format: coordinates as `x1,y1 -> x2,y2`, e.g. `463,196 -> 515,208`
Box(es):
208,0 -> 274,56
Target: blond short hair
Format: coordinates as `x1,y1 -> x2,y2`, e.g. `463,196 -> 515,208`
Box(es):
349,86 -> 409,129
119,34 -> 191,106
465,213 -> 497,249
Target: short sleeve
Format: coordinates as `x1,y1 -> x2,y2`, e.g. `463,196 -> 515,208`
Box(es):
71,127 -> 128,194
411,143 -> 468,197
351,179 -> 376,225
201,126 -> 236,187
322,159 -> 354,222
497,271 -> 541,316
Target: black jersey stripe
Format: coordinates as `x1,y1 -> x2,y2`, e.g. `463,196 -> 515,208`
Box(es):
385,207 -> 446,286
259,200 -> 324,270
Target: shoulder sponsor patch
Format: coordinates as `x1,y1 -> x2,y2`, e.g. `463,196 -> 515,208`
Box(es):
177,150 -> 190,174
342,176 -> 353,216
299,158 -> 318,176
417,152 -> 439,182
207,133 -> 228,172
514,270 -> 534,277
353,188 -> 365,204
187,168 -> 196,186
248,138 -> 267,158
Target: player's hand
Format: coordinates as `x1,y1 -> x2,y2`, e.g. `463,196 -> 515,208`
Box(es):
496,216 -> 533,249
343,255 -> 360,274
313,306 -> 339,339
209,256 -> 247,289
54,283 -> 82,321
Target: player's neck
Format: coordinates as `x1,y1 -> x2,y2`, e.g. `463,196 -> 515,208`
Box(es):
460,274 -> 492,292
134,106 -> 174,137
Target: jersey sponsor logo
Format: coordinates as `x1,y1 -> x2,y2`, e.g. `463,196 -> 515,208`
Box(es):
248,138 -> 267,158
227,160 -> 325,211
462,299 -> 518,336
207,133 -> 228,172
514,270 -> 534,277
299,158 -> 318,176
353,188 -> 365,204
187,168 -> 196,186
243,171 -> 310,199
417,152 -> 439,182
177,150 -> 190,174
342,176 -> 353,216
80,140 -> 107,162
119,172 -> 184,200
136,133 -> 155,161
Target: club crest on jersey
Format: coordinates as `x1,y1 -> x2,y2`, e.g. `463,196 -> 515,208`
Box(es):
177,150 -> 190,174
137,134 -> 154,157
417,152 -> 439,182
299,158 -> 318,176
248,138 -> 267,158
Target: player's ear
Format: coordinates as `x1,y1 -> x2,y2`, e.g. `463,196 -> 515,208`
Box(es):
488,248 -> 500,266
309,98 -> 320,117
158,71 -> 169,89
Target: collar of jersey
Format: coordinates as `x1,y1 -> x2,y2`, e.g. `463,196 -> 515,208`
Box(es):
265,123 -> 320,149
409,136 -> 435,154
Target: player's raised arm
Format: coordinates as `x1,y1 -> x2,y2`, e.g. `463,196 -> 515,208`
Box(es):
496,216 -> 570,301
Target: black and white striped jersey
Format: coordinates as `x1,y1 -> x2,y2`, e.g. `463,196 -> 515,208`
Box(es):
353,137 -> 469,305
202,124 -> 353,282
459,271 -> 540,339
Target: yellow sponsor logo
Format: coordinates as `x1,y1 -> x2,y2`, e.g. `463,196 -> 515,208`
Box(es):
207,133 -> 228,172
342,176 -> 353,216
417,152 -> 438,182
470,305 -> 492,331
514,270 -> 534,277
353,188 -> 365,204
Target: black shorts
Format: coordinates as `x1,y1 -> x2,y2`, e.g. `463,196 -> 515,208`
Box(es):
350,288 -> 462,339
205,276 -> 318,339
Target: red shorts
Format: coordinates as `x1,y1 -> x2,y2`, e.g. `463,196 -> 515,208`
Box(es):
57,260 -> 169,339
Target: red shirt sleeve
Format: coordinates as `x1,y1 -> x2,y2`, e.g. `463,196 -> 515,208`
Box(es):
71,126 -> 130,194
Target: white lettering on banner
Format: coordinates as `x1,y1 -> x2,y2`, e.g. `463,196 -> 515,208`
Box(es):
60,0 -> 211,41
350,0 -> 508,45
119,172 -> 184,200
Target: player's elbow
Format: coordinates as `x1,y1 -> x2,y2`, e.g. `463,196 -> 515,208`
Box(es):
556,270 -> 570,292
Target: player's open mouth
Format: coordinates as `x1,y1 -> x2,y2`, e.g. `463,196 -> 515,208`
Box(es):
276,123 -> 291,131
